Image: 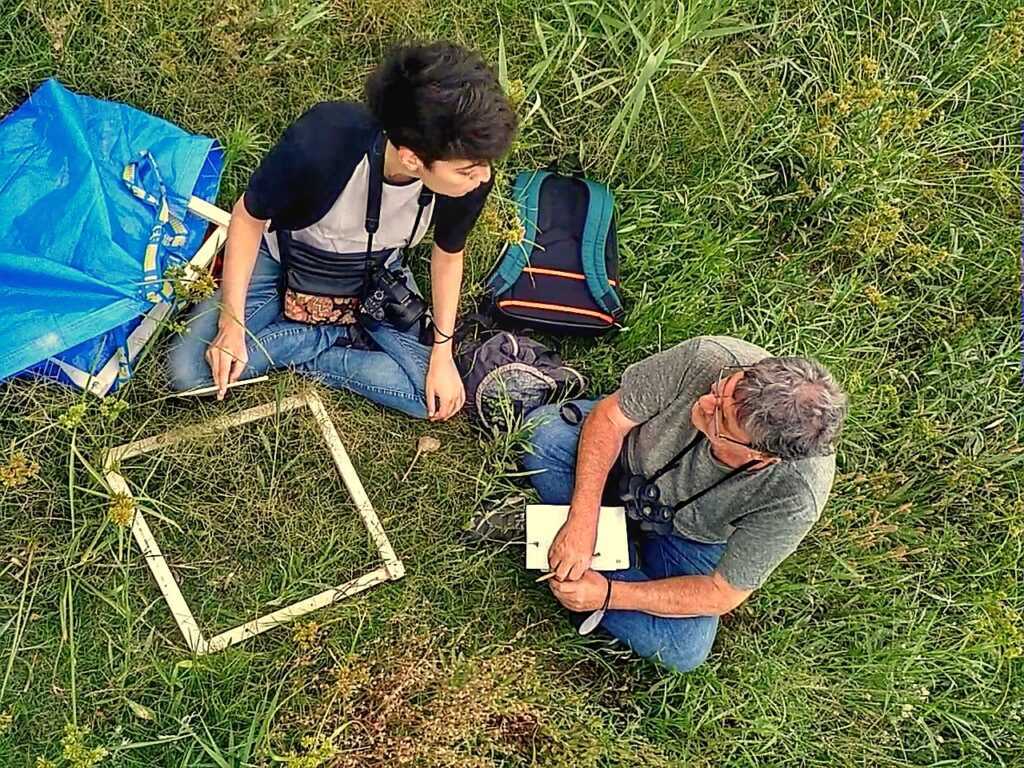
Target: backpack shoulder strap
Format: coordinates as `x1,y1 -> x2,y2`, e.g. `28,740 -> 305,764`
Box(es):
580,179 -> 623,318
485,170 -> 550,297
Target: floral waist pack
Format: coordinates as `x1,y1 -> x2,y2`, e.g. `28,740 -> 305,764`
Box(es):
276,231 -> 386,326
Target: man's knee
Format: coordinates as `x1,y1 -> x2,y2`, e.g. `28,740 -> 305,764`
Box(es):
606,612 -> 718,674
521,404 -> 569,467
651,619 -> 717,673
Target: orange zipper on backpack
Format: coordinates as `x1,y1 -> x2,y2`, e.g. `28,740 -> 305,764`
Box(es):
521,266 -> 618,286
497,300 -> 615,324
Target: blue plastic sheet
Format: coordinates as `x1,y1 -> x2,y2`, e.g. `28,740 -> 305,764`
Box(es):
0,78 -> 223,390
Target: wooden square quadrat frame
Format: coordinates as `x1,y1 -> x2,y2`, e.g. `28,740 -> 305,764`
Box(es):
102,391 -> 405,655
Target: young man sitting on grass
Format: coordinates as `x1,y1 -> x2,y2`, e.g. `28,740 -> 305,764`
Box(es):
487,335 -> 847,673
169,42 -> 516,420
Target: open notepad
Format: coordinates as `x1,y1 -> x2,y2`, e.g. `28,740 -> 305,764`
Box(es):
525,505 -> 630,571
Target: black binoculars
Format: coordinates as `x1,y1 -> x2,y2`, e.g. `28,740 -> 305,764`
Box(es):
618,473 -> 675,535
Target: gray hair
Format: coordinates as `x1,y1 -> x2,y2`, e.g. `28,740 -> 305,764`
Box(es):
733,357 -> 848,460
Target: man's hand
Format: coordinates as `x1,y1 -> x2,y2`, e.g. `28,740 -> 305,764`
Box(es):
549,570 -> 608,612
425,349 -> 465,421
206,324 -> 248,400
547,514 -> 598,581
549,393 -> 637,580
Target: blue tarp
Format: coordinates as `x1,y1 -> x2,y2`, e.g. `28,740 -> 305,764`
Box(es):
0,78 -> 223,391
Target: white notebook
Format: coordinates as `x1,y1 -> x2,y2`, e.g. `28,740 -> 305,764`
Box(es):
525,505 -> 630,571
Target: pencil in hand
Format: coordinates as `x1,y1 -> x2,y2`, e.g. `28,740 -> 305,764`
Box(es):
535,553 -> 601,582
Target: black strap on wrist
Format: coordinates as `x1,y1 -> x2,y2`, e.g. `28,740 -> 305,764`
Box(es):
431,325 -> 455,345
600,576 -> 613,612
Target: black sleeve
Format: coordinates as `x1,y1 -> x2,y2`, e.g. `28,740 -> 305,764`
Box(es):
243,102 -> 375,230
431,177 -> 494,253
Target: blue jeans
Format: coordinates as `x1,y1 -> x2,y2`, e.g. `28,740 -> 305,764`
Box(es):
167,246 -> 431,418
522,400 -> 725,673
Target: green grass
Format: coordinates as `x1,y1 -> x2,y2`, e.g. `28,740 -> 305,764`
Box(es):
1,0 -> 1022,765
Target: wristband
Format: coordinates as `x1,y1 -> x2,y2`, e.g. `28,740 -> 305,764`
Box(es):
431,326 -> 455,345
579,575 -> 613,636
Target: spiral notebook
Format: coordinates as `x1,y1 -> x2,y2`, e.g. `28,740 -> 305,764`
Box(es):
525,505 -> 630,571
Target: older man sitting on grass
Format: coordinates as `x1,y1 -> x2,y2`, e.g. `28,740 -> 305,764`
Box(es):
519,335 -> 848,673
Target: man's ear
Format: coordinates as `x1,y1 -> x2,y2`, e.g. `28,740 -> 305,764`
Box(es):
396,146 -> 424,174
748,454 -> 780,471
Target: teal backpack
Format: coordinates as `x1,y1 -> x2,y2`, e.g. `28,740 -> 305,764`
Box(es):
484,169 -> 624,336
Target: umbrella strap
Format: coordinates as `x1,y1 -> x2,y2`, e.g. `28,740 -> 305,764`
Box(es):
122,150 -> 189,304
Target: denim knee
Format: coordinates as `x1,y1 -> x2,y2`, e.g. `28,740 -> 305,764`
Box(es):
521,404 -> 565,469
650,618 -> 717,673
166,333 -> 213,392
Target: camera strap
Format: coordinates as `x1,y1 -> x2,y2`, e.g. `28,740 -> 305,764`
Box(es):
631,432 -> 758,514
363,132 -> 385,287
364,131 -> 434,280
670,455 -> 757,512
649,433 -> 703,483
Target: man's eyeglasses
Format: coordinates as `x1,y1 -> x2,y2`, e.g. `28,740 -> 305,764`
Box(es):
713,365 -> 752,448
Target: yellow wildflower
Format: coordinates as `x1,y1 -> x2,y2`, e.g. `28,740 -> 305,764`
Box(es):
864,285 -> 887,309
165,264 -> 217,303
58,402 -> 88,429
506,78 -> 527,111
108,492 -> 136,527
98,398 -> 129,423
857,56 -> 880,80
1,452 -> 40,488
989,8 -> 1024,65
504,224 -> 526,244
293,621 -> 321,649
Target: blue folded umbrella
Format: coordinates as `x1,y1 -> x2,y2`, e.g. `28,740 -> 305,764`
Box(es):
0,78 -> 223,393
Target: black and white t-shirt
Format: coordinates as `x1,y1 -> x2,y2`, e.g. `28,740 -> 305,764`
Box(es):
243,101 -> 493,262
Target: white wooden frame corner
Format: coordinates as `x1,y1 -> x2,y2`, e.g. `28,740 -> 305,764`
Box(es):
55,197 -> 231,397
101,391 -> 404,655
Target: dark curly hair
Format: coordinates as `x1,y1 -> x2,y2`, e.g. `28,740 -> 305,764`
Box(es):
365,42 -> 517,166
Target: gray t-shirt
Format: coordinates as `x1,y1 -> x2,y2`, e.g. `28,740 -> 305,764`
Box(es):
618,336 -> 835,590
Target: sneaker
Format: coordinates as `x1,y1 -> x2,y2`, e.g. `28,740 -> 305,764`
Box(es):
460,496 -> 526,546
